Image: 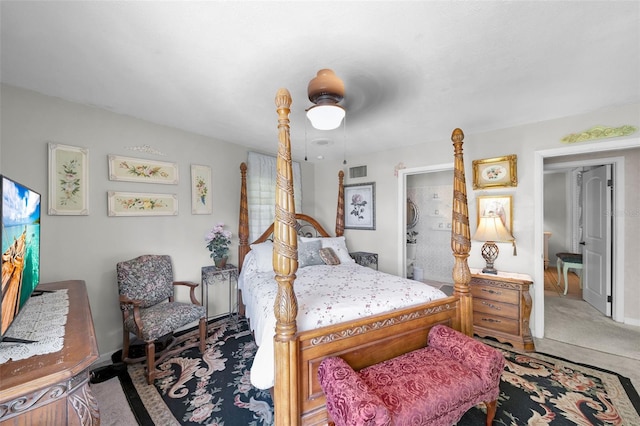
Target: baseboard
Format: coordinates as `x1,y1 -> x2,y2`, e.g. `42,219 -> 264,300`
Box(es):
95,349 -> 119,367
624,317 -> 640,327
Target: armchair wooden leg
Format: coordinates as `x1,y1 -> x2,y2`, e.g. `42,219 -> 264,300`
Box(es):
122,327 -> 130,361
146,340 -> 156,384
485,399 -> 497,425
199,317 -> 206,353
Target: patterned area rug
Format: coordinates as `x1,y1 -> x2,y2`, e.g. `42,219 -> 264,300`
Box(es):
119,316 -> 273,425
118,317 -> 640,425
459,339 -> 640,425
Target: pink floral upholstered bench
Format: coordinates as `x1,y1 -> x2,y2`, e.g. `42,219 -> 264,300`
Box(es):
318,324 -> 505,426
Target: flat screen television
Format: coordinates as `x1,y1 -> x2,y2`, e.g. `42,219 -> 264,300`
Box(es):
1,174 -> 41,343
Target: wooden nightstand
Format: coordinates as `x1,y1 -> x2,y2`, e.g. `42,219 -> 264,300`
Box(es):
470,269 -> 535,352
349,252 -> 378,270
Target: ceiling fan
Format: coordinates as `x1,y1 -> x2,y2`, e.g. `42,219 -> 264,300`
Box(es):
306,69 -> 345,130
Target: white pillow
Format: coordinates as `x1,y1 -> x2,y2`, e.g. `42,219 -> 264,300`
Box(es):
241,250 -> 257,273
299,237 -> 320,243
301,236 -> 354,264
250,241 -> 273,273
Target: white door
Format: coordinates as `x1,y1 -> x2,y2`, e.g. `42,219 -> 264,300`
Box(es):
581,165 -> 612,316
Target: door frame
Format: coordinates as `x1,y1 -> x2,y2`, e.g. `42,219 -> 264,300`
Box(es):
534,137 -> 638,337
397,163 -> 453,277
546,160 -> 617,315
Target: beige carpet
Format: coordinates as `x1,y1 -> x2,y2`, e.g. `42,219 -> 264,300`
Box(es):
91,376 -> 139,425
544,294 -> 640,361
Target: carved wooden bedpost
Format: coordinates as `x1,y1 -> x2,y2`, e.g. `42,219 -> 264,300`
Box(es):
450,128 -> 473,336
238,163 -> 249,271
273,88 -> 300,425
335,170 -> 345,237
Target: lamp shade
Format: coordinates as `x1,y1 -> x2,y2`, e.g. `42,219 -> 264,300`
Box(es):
472,215 -> 513,242
307,69 -> 345,130
306,104 -> 345,130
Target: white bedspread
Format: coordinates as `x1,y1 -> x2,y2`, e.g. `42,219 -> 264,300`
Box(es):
238,259 -> 447,389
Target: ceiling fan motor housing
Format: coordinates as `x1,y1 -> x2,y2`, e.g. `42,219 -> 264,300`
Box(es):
308,69 -> 344,105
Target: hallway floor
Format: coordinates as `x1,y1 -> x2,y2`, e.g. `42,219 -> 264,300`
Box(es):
542,266 -> 640,382
544,266 -> 582,299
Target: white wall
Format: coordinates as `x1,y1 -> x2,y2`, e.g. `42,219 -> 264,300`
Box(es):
544,171 -> 569,261
314,103 -> 640,335
0,84 -> 315,357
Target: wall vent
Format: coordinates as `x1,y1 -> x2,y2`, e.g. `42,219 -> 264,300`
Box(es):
349,165 -> 367,179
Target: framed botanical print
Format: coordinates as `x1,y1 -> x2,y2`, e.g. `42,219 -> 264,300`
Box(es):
344,182 -> 376,230
107,191 -> 178,216
108,155 -> 179,184
472,155 -> 517,189
191,164 -> 212,214
48,143 -> 89,215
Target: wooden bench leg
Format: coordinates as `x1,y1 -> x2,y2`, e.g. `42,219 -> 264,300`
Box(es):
485,399 -> 497,425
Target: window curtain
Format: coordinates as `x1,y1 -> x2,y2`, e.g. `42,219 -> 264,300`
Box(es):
247,152 -> 302,242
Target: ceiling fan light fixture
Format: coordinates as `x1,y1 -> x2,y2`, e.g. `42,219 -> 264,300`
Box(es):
307,69 -> 345,130
306,104 -> 345,130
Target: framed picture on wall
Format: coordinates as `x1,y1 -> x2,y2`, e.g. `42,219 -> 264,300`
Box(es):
477,195 -> 513,233
107,191 -> 178,216
191,164 -> 212,214
472,155 -> 517,189
344,182 -> 376,230
108,155 -> 179,184
48,143 -> 89,215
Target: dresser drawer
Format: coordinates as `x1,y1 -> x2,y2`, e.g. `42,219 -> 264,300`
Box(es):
473,298 -> 519,319
470,272 -> 535,352
471,283 -> 519,305
474,313 -> 520,335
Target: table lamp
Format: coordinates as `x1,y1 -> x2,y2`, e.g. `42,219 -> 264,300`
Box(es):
472,215 -> 514,274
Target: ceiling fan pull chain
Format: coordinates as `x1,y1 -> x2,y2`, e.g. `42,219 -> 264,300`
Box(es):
343,115 -> 347,165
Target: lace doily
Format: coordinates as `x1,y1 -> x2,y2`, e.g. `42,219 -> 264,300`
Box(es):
0,289 -> 69,363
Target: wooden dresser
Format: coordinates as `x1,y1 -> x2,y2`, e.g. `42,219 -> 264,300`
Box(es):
0,280 -> 100,425
470,269 -> 535,352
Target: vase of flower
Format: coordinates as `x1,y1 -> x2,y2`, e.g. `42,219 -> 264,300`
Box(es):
214,256 -> 228,268
205,222 -> 232,268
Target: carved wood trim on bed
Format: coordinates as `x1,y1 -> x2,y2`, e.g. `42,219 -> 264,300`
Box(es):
272,88 -> 299,426
450,128 -> 473,336
238,209 -> 333,272
237,88 -> 472,425
239,162 -> 250,270
297,296 -> 461,424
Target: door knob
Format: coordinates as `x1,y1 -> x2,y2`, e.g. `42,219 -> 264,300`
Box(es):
579,241 -> 586,245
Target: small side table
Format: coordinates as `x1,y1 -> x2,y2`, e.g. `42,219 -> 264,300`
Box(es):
201,264 -> 238,327
469,268 -> 535,352
349,252 -> 378,270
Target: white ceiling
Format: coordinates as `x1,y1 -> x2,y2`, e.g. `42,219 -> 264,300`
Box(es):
2,1 -> 638,163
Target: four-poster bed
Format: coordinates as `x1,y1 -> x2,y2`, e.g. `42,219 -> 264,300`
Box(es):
237,88 -> 472,425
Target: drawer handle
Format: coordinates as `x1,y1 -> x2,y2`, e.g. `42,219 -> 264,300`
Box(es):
481,318 -> 501,323
481,288 -> 502,295
482,301 -> 501,310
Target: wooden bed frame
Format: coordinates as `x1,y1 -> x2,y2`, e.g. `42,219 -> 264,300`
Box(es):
238,88 -> 472,426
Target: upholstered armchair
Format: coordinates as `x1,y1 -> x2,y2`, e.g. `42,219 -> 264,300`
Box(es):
117,254 -> 207,384
318,324 -> 505,426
